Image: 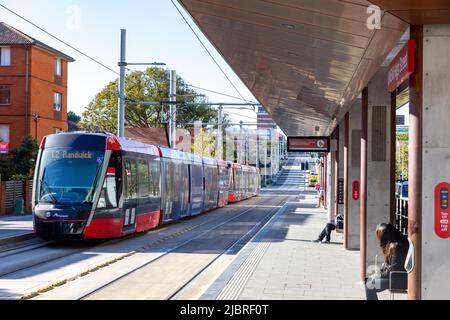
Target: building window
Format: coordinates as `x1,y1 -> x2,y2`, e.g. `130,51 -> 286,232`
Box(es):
0,47 -> 11,66
55,58 -> 62,76
0,86 -> 10,105
54,92 -> 62,111
53,128 -> 62,134
0,124 -> 10,142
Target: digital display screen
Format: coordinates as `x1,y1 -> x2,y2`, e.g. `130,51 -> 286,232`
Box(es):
50,150 -> 94,159
441,188 -> 449,209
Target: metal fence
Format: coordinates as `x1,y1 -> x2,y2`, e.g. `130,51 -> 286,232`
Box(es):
395,198 -> 408,236
5,181 -> 24,209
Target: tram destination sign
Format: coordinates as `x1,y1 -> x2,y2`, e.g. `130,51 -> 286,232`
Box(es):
287,137 -> 330,152
388,39 -> 415,93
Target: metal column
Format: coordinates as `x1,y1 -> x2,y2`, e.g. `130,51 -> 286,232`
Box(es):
408,25 -> 423,300
360,87 -> 368,281
390,91 -> 397,225
324,154 -> 328,209
344,113 -> 349,249
334,126 -> 340,218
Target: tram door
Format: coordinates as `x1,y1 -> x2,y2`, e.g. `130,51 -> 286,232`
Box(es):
123,158 -> 138,233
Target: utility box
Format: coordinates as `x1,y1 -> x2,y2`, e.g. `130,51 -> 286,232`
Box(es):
14,199 -> 24,215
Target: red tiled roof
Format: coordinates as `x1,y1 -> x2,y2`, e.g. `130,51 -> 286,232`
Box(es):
125,127 -> 194,152
0,22 -> 75,62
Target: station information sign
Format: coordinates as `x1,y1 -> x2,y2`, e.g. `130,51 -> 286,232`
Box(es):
388,39 -> 415,93
287,137 -> 330,152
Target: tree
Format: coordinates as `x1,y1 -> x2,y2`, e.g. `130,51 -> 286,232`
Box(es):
80,67 -> 221,134
396,133 -> 408,180
9,135 -> 39,177
0,155 -> 15,181
192,128 -> 216,158
68,111 -> 81,123
68,111 -> 82,132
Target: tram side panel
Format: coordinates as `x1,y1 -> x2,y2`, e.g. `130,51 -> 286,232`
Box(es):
188,154 -> 204,216
217,160 -> 230,207
202,157 -> 219,212
160,150 -> 190,222
134,154 -> 162,233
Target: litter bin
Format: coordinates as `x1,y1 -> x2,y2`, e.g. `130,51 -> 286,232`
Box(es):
14,199 -> 24,215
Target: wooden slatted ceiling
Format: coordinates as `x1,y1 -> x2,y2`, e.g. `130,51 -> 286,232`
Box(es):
179,0 -> 408,136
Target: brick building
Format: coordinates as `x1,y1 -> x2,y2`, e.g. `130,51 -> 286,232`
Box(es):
0,22 -> 74,151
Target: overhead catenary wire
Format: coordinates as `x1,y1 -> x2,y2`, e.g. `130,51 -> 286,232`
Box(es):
1,3 -> 261,109
125,67 -> 259,104
0,3 -> 119,76
170,0 -> 253,104
187,84 -> 259,104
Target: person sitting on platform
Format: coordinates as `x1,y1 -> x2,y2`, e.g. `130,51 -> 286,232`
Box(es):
312,213 -> 343,244
364,223 -> 409,300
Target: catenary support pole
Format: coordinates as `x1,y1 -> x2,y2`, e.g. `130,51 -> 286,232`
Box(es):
117,29 -> 126,138
170,70 -> 177,149
217,105 -> 223,160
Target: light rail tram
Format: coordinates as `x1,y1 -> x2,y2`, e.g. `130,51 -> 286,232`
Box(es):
32,132 -> 260,239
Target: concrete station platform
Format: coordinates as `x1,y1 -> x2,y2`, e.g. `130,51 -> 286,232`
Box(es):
0,215 -> 34,245
202,194 -> 366,300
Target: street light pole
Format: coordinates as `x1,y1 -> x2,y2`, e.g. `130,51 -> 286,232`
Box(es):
118,29 -> 126,138
170,70 -> 177,149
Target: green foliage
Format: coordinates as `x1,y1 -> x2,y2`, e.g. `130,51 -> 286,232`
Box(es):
67,111 -> 81,123
192,129 -> 216,158
10,174 -> 28,182
396,133 -> 408,180
80,67 -> 221,134
0,155 -> 15,181
9,135 -> 39,176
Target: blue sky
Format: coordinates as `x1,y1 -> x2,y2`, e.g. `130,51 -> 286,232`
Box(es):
0,0 -> 258,123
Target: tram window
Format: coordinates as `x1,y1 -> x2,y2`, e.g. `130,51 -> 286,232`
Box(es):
125,159 -> 138,199
149,159 -> 161,197
138,159 -> 150,198
97,153 -> 118,209
97,166 -> 117,209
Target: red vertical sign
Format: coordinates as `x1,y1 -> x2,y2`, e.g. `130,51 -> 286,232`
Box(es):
0,142 -> 9,154
387,39 -> 415,93
352,180 -> 360,201
435,182 -> 450,239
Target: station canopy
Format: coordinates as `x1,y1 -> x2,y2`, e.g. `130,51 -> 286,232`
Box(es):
178,0 -> 450,136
